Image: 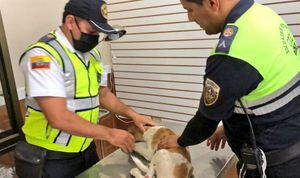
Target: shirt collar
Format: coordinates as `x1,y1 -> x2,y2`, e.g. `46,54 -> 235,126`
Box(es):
225,0 -> 255,24
55,27 -> 76,53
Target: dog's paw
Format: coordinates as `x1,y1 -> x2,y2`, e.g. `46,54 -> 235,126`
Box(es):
130,168 -> 142,177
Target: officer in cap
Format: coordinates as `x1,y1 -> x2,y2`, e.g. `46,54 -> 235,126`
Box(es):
17,0 -> 155,177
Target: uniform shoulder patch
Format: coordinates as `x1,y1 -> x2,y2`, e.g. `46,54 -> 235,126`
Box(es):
38,33 -> 56,43
216,25 -> 238,54
203,78 -> 220,106
31,56 -> 51,70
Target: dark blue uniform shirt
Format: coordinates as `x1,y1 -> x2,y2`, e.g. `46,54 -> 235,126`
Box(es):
178,0 -> 300,155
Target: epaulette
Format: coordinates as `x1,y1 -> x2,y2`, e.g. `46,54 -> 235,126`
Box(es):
38,33 -> 56,43
216,25 -> 238,54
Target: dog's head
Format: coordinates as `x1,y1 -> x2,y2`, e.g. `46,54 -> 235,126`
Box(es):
128,124 -> 144,141
128,117 -> 162,141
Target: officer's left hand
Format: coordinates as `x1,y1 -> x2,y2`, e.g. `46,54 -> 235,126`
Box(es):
132,115 -> 156,133
206,125 -> 227,151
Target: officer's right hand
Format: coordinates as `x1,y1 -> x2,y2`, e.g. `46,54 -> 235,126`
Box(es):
108,128 -> 135,153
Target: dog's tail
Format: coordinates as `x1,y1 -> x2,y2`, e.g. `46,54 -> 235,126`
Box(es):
130,153 -> 150,173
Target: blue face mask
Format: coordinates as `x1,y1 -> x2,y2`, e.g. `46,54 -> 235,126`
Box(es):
70,19 -> 100,53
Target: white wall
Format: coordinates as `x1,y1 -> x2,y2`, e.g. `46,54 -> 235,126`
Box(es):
0,0 -> 112,100
0,0 -> 68,100
107,0 -> 300,122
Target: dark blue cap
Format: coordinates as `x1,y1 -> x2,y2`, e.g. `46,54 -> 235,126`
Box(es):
64,0 -> 117,34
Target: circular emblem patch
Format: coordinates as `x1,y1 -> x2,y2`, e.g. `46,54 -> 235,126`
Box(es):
101,3 -> 108,19
203,78 -> 220,106
223,27 -> 234,37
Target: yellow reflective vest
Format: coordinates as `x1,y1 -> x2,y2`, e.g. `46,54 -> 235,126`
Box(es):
211,3 -> 300,115
21,32 -> 103,152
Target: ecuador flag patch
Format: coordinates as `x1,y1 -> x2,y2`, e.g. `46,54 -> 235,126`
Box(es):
31,56 -> 50,70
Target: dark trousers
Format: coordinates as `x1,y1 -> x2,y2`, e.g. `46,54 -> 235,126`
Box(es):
42,143 -> 99,178
237,155 -> 300,178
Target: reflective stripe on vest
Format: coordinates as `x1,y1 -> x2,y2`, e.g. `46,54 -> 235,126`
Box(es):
54,131 -> 71,146
26,95 -> 99,112
234,73 -> 300,115
49,40 -> 76,99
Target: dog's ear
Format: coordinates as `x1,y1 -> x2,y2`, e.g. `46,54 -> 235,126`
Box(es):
128,124 -> 144,141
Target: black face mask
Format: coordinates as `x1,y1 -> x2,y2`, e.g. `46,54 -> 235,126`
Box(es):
70,20 -> 99,53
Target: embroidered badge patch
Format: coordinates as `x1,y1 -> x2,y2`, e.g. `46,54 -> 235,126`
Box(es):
31,56 -> 51,70
101,3 -> 108,19
203,78 -> 220,106
216,25 -> 238,54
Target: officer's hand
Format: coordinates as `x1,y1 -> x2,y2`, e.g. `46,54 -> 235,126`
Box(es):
132,115 -> 156,133
206,125 -> 227,151
108,128 -> 135,153
158,135 -> 179,149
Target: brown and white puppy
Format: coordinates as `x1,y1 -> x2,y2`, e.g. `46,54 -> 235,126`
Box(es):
128,125 -> 193,178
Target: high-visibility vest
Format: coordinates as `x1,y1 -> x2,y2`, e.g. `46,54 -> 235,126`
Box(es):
211,3 -> 300,115
21,32 -> 103,152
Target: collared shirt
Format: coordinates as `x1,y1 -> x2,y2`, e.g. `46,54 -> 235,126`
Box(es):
199,0 -> 260,121
20,27 -> 109,98
225,0 -> 254,24
201,0 -> 300,153
179,0 -> 300,154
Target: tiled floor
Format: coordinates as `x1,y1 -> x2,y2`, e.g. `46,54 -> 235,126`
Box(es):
0,166 -> 14,178
0,151 -> 15,178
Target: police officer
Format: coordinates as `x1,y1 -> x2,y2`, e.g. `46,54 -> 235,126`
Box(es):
18,0 -> 155,177
158,0 -> 300,177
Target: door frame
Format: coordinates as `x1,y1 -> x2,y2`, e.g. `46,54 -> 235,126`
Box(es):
0,10 -> 24,156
